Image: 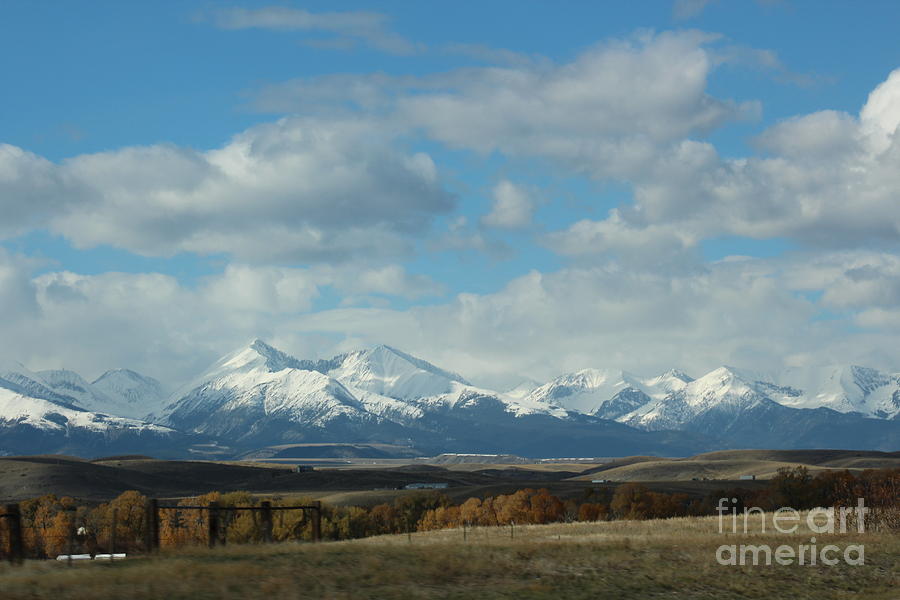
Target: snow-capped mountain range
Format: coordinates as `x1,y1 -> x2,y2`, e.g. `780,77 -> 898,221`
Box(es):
0,360 -> 182,457
1,340 -> 898,457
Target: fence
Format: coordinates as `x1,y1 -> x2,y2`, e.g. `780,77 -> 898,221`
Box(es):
1,499 -> 322,565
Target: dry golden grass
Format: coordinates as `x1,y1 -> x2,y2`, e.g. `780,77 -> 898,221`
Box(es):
570,458 -> 823,481
1,513 -> 896,599
572,451 -> 900,482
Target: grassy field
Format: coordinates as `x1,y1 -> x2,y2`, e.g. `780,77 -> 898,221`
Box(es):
4,450 -> 897,505
1,514 -> 896,599
573,449 -> 900,482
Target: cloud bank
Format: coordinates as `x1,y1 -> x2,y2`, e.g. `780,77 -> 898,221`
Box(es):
1,26 -> 899,387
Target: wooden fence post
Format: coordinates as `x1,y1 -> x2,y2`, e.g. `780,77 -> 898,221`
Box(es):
110,507 -> 118,562
260,501 -> 273,544
5,504 -> 24,564
67,510 -> 76,567
145,499 -> 159,552
311,501 -> 321,543
208,502 -> 219,549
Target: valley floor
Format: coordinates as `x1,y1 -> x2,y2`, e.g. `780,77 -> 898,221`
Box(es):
1,515 -> 896,599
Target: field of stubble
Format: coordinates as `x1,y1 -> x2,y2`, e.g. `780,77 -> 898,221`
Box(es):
1,514 -> 897,599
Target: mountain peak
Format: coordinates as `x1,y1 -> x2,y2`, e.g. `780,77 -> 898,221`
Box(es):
327,344 -> 468,399
220,339 -> 305,373
356,345 -> 470,386
250,338 -> 273,350
93,368 -> 151,385
707,365 -> 761,382
660,369 -> 693,382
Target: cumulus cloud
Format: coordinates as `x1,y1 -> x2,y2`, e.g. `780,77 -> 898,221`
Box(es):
543,221 -> 705,276
779,251 -> 900,310
544,68 -> 900,257
208,6 -> 419,55
0,117 -> 454,262
398,31 -> 756,174
0,145 -> 67,237
0,258 -> 443,381
481,180 -> 535,229
0,249 -> 39,318
860,68 -> 900,154
286,255 -> 900,386
252,31 -> 758,178
3,244 -> 899,387
4,24 -> 898,387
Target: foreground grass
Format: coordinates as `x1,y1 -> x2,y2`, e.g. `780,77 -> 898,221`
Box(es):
1,516 -> 897,599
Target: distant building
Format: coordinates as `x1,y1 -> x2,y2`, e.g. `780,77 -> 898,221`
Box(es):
404,482 -> 449,490
739,474 -> 756,481
591,479 -> 609,483
294,465 -> 314,473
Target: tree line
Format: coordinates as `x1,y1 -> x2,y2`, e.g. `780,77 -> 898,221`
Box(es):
1,466 -> 897,559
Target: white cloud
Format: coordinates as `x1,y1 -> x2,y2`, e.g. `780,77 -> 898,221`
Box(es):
860,68 -> 900,154
3,25 -> 898,388
3,245 -> 899,387
348,265 -> 443,298
285,255 -> 900,386
855,308 -> 900,330
542,210 -> 700,270
0,117 -> 454,262
252,31 -> 758,178
754,110 -> 859,158
779,251 -> 900,310
0,257 -> 442,381
201,265 -> 321,314
396,31 -> 756,176
481,180 -> 535,229
0,145 -> 67,237
544,68 -> 900,258
0,249 -> 39,318
209,7 -> 419,55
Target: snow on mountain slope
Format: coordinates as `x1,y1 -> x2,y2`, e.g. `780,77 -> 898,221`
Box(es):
212,368 -> 363,422
0,363 -> 185,455
91,369 -> 167,419
525,362 -> 899,427
524,369 -> 639,414
37,369 -> 106,409
164,344 -> 363,423
172,339 -> 302,397
6,337 -> 899,457
0,360 -> 82,407
160,340 -> 396,445
773,365 -> 900,419
0,387 -> 172,435
643,369 -> 695,396
326,345 -> 469,400
524,368 -> 693,417
161,340 -> 572,449
503,379 -> 541,400
407,380 -> 568,419
326,345 -> 567,418
34,368 -> 167,421
620,367 -> 775,431
346,385 -> 425,425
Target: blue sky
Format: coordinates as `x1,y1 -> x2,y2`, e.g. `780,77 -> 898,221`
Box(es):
1,1 -> 899,385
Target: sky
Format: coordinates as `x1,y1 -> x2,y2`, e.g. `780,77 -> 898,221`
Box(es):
1,0 -> 900,388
